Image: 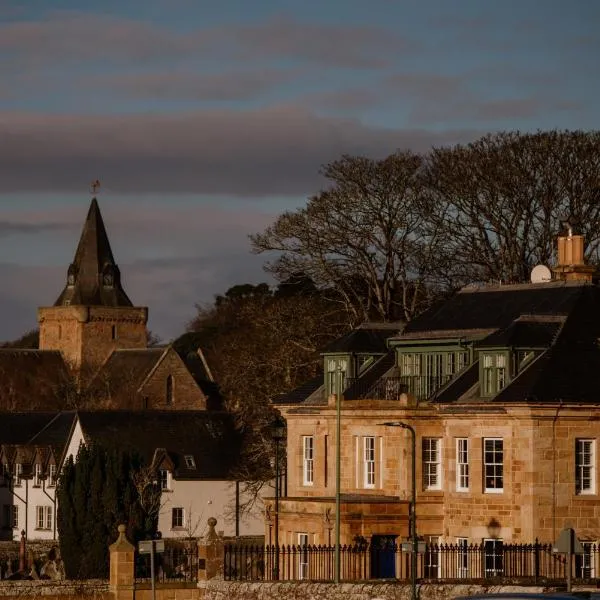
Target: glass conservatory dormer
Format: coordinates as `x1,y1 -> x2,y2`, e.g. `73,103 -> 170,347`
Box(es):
392,339 -> 472,401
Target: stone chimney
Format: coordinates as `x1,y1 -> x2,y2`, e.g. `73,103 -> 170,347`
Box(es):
552,218 -> 596,282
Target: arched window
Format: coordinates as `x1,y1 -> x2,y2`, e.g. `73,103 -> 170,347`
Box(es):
166,375 -> 174,405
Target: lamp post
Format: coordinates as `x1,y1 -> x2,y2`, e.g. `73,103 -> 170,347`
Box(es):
271,415 -> 286,580
381,421 -> 417,600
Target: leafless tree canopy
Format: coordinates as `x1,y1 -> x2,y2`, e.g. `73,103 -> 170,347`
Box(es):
252,131 -> 600,321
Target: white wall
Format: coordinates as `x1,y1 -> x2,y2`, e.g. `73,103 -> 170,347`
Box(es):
159,479 -> 265,539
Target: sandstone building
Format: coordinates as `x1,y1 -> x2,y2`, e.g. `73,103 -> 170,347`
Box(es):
273,226 -> 600,577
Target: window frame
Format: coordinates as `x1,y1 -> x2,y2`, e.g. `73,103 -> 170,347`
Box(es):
159,469 -> 172,491
363,436 -> 376,489
576,439 -> 596,495
483,538 -> 504,577
48,464 -> 57,487
424,535 -> 441,578
33,463 -> 42,487
36,505 -> 53,530
13,463 -> 22,487
457,537 -> 469,578
298,533 -> 309,580
576,541 -> 595,578
184,455 -> 196,469
423,438 -> 442,490
171,507 -> 185,529
456,438 -> 469,492
483,438 -> 504,493
481,352 -> 509,396
302,436 -> 314,486
326,357 -> 348,397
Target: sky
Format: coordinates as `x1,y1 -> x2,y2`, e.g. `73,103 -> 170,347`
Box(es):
0,0 -> 599,342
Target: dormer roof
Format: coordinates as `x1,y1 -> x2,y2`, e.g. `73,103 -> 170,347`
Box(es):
54,198 -> 133,307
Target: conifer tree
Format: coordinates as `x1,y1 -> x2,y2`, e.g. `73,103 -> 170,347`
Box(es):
57,444 -> 159,579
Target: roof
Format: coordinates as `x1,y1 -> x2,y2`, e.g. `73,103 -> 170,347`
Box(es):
76,410 -> 242,479
322,324 -> 400,354
0,411 -> 75,458
477,318 -> 563,348
400,282 -> 584,336
54,198 -> 134,307
0,349 -> 72,411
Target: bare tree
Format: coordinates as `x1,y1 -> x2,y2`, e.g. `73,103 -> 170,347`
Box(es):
251,152 -> 444,323
425,130 -> 600,284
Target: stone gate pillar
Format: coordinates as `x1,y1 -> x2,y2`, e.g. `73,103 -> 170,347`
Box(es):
109,524 -> 135,600
198,517 -> 224,582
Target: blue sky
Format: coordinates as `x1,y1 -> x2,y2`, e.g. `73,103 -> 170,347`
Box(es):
0,0 -> 598,341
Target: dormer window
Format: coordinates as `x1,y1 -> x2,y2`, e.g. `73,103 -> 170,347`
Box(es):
326,357 -> 348,397
13,463 -> 22,487
159,468 -> 172,491
48,464 -> 57,487
67,264 -> 76,286
0,463 -> 9,486
33,463 -> 42,487
184,455 -> 196,469
102,264 -> 115,287
482,352 -> 508,396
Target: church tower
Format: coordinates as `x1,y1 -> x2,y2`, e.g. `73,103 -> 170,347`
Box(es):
38,197 -> 148,377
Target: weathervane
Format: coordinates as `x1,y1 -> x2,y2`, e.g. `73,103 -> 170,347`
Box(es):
90,179 -> 101,196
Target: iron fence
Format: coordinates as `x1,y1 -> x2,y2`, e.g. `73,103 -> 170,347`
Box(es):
135,543 -> 198,584
224,541 -> 600,583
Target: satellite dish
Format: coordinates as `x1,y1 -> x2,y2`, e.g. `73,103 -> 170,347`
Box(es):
530,264 -> 552,284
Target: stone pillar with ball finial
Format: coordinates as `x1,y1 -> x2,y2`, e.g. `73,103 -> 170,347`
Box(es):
109,524 -> 135,600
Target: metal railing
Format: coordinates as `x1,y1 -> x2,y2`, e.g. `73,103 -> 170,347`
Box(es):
224,541 -> 597,583
135,543 -> 198,584
344,375 -> 453,401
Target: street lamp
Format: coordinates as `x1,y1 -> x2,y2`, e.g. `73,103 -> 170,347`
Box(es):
271,415 -> 286,580
381,421 -> 417,600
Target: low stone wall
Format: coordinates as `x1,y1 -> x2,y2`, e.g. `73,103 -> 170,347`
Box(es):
0,579 -> 109,598
201,582 -> 567,600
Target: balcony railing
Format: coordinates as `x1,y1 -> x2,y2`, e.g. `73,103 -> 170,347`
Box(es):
344,375 -> 453,401
224,541 -> 592,583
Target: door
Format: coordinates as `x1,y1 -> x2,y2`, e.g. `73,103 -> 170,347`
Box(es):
370,535 -> 397,579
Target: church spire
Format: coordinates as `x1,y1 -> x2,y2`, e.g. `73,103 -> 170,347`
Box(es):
54,197 -> 133,307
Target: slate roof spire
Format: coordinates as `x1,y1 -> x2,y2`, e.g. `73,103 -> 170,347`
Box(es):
54,197 -> 133,307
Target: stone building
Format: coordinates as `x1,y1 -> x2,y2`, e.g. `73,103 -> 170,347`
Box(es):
273,227 -> 600,577
0,197 -> 262,541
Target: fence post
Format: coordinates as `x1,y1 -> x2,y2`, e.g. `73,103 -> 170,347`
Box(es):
198,517 -> 224,582
534,539 -> 539,583
109,524 -> 135,600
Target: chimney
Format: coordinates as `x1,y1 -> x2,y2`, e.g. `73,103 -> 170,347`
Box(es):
553,217 -> 595,282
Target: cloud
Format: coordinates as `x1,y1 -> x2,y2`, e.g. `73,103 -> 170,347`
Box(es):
0,108 -> 479,195
94,69 -> 298,101
0,220 -> 71,236
0,12 -> 412,71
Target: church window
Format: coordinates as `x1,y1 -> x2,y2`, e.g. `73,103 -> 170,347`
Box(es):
111,325 -> 117,340
58,325 -> 62,340
166,375 -> 174,405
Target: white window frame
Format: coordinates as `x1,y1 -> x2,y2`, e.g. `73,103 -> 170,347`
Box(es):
48,464 -> 57,487
327,358 -> 348,397
424,535 -> 441,578
159,469 -> 172,491
302,436 -> 314,486
457,537 -> 469,578
483,538 -> 504,577
11,505 -> 18,528
298,533 -> 309,580
34,463 -> 42,487
13,463 -> 22,487
482,353 -> 507,396
576,439 -> 595,495
576,541 -> 595,578
423,438 -> 442,490
456,438 -> 469,492
483,438 -> 504,493
171,507 -> 185,529
363,436 -> 376,488
36,505 -> 53,530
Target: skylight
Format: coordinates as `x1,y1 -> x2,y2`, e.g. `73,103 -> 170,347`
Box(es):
184,455 -> 196,469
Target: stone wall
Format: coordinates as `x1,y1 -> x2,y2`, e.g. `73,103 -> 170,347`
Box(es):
0,579 -> 108,598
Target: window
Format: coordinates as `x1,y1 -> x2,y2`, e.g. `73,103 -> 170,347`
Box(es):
457,537 -> 469,578
576,542 -> 595,578
48,464 -> 57,487
484,438 -> 504,493
298,533 -> 309,580
0,463 -> 9,486
576,439 -> 595,494
326,358 -> 347,397
423,438 -> 441,490
302,436 -> 314,486
424,535 -> 441,578
13,463 -> 22,487
111,325 -> 117,340
172,507 -> 185,529
166,375 -> 174,405
159,469 -> 171,491
484,539 -> 503,577
184,455 -> 196,469
33,463 -> 42,487
36,506 -> 53,530
2,505 -> 18,529
456,438 -> 469,491
363,436 -> 376,488
482,353 -> 507,396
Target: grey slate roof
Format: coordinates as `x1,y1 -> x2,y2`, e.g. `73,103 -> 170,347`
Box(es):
77,410 -> 241,479
54,198 -> 134,307
322,324 -> 401,354
476,319 -> 563,348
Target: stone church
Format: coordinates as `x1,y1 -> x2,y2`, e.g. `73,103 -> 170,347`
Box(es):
0,197 -> 216,412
